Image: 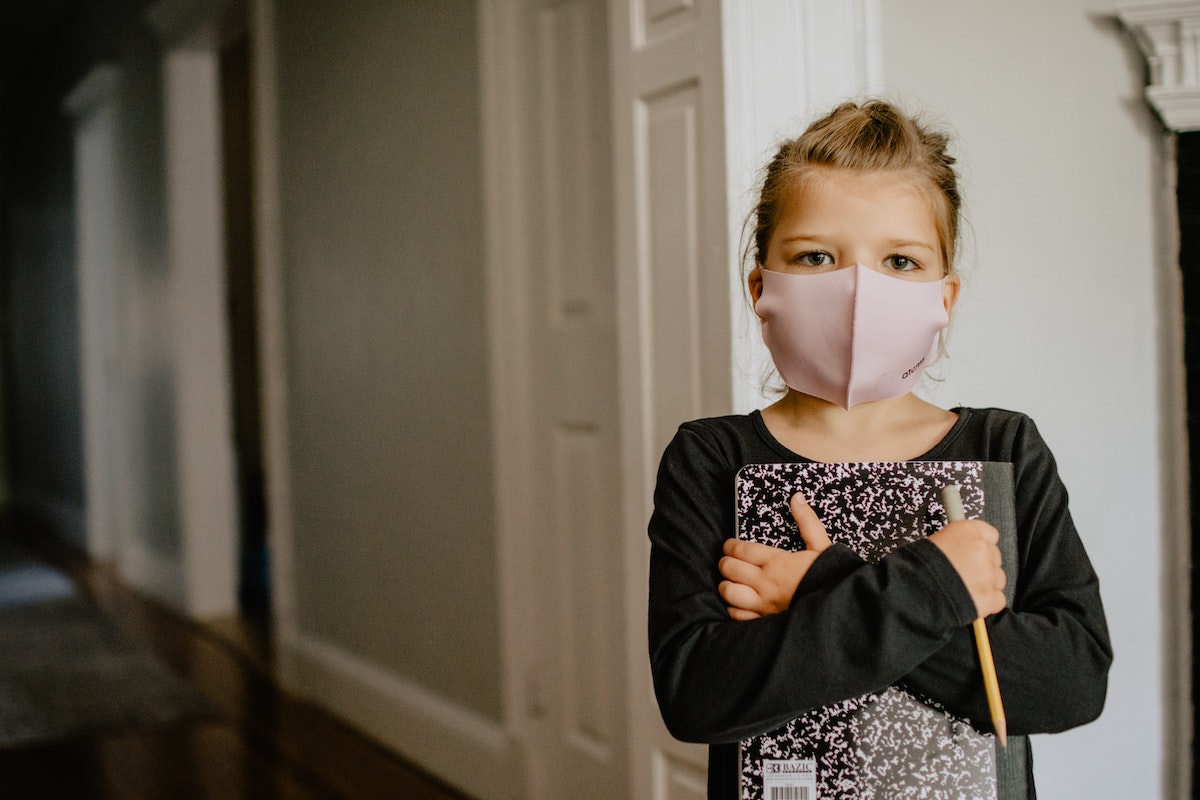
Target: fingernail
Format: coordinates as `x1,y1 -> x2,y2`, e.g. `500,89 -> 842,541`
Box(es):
791,491 -> 808,506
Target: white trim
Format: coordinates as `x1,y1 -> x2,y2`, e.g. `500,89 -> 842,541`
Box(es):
283,632 -> 522,800
1119,1 -> 1200,130
477,0 -> 538,794
159,45 -> 239,618
117,537 -> 186,607
143,0 -> 248,618
63,63 -> 125,562
1148,83 -> 1200,130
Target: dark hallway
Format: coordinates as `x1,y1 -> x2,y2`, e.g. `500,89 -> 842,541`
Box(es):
1,1 -> 509,795
0,519 -> 472,799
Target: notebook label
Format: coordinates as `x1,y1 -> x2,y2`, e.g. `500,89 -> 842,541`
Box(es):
762,759 -> 816,800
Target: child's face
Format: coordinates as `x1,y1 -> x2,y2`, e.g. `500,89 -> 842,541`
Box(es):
750,168 -> 958,310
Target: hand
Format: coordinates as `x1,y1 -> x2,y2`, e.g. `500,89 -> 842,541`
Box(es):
719,493 -> 833,620
927,519 -> 1007,618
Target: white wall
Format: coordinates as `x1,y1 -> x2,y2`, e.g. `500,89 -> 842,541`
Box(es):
879,1 -> 1169,797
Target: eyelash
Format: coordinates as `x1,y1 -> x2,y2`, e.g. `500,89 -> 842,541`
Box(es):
789,252 -> 922,272
886,255 -> 920,272
791,251 -> 833,267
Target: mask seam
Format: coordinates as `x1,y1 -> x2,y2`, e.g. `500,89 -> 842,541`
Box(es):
846,264 -> 863,408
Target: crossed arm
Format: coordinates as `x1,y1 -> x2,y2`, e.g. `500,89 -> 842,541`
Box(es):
718,492 -> 1007,621
648,425 -> 1111,744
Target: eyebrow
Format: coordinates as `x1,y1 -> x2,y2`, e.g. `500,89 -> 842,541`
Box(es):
778,235 -> 937,252
887,239 -> 937,251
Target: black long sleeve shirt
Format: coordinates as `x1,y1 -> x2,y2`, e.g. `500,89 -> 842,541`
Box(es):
648,408 -> 1112,798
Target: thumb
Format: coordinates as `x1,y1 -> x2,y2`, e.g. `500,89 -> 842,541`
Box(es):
789,492 -> 832,553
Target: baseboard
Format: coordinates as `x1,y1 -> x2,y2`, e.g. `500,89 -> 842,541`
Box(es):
117,541 -> 186,614
283,630 -> 526,800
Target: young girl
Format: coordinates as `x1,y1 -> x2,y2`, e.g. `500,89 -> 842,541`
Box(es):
648,100 -> 1111,800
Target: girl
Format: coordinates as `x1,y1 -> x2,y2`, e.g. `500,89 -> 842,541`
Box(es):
648,100 -> 1111,800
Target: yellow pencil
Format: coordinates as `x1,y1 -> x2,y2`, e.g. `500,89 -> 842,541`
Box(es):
941,485 -> 1008,748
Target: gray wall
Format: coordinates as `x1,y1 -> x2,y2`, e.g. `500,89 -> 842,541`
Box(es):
275,0 -> 502,720
2,0 -> 503,722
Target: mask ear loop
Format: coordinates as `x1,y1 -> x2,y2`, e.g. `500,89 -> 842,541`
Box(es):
924,305 -> 953,387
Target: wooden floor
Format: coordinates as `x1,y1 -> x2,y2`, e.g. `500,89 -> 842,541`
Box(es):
0,545 -> 474,800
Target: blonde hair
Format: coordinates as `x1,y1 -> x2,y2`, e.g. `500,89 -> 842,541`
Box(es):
747,99 -> 962,276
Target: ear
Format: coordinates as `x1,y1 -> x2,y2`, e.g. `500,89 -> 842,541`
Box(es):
748,266 -> 764,306
942,273 -> 960,316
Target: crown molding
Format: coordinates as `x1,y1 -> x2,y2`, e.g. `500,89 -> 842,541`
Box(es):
1118,1 -> 1200,131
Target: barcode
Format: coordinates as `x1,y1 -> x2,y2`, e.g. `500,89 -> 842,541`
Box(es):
768,788 -> 809,800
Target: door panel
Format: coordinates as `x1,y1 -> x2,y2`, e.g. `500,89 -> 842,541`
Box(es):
524,0 -> 628,797
610,1 -> 731,798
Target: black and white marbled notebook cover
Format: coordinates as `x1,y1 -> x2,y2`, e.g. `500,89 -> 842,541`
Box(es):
734,461 -> 1014,800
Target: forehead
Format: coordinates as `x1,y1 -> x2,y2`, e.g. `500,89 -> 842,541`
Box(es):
776,168 -> 936,225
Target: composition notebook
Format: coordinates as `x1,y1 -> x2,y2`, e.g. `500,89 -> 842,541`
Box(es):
734,460 -> 1019,800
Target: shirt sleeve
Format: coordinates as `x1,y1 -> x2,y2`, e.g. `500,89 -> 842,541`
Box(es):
648,423 -> 979,744
898,416 -> 1112,734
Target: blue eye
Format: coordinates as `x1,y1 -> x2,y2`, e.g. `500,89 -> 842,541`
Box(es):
793,251 -> 833,268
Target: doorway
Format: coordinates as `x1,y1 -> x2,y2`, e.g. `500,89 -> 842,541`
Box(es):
219,30 -> 269,628
1176,130 -> 1200,780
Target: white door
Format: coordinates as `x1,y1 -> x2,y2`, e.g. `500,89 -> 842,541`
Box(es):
609,1 -> 733,798
528,2 -> 628,796
483,1 -> 628,798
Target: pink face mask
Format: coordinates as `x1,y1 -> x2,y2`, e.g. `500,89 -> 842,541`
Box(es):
754,264 -> 950,409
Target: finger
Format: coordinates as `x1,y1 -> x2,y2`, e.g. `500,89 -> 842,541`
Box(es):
728,607 -> 761,621
973,588 -> 1005,618
790,492 -> 833,552
724,538 -> 782,566
718,580 -> 763,614
718,555 -> 760,585
944,518 -> 998,543
987,588 -> 1007,615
